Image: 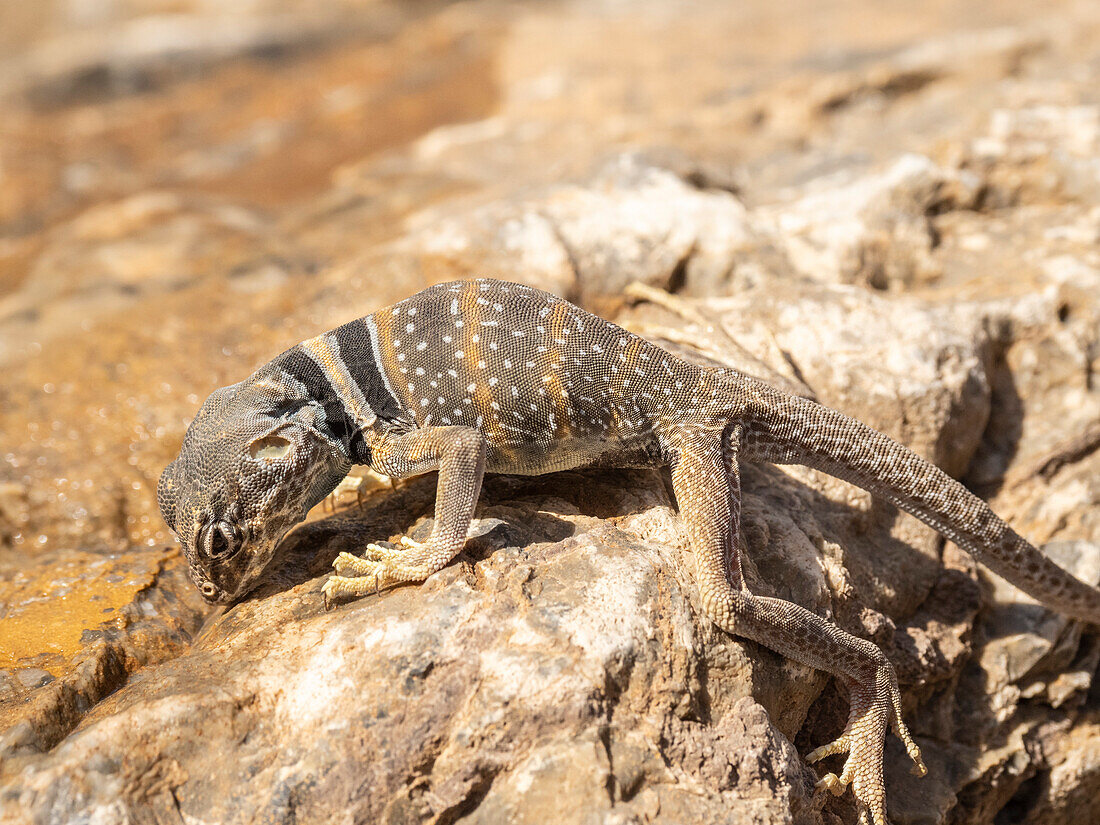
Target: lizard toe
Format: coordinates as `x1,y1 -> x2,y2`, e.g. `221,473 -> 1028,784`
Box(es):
332,550 -> 388,576
814,772 -> 848,797
322,569 -> 387,603
808,734 -> 851,763
359,542 -> 405,564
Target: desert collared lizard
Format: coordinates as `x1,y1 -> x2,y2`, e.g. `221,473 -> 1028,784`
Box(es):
158,278 -> 1100,825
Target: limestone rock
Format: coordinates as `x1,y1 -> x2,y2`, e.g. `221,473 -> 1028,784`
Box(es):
0,192 -> 304,361
969,105 -> 1100,204
395,153 -> 756,303
0,490 -> 819,825
757,155 -> 981,290
1023,716 -> 1100,824
0,548 -> 207,759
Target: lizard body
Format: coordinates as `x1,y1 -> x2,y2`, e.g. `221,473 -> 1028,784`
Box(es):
159,278 -> 1100,825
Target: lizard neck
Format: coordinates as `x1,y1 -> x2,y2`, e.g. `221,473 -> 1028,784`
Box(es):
259,346 -> 371,465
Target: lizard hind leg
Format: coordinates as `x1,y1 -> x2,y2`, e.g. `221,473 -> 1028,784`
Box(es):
668,427 -> 925,825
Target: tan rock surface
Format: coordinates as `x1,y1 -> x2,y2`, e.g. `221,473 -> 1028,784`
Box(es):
1,1 -> 1098,824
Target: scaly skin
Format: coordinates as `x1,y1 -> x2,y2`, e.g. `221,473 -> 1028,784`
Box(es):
159,278 -> 1100,825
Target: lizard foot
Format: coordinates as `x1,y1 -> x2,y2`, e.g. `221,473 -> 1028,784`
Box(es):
321,565 -> 387,608
807,662 -> 926,825
331,537 -> 427,577
322,538 -> 438,608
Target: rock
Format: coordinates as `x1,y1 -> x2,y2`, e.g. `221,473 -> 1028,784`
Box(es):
0,192 -> 310,361
756,155 -> 981,290
0,2 -> 413,103
0,548 -> 207,758
0,493 -> 819,825
10,669 -> 53,690
1023,717 -> 1100,824
2,0 -> 1100,823
394,153 -> 757,304
753,26 -> 1044,143
969,105 -> 1100,204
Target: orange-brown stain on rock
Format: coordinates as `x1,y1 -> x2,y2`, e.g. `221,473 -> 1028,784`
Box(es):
0,13 -> 504,563
0,15 -> 503,290
0,548 -> 169,675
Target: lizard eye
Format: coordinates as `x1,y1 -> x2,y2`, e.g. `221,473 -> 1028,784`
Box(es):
209,529 -> 231,559
203,520 -> 244,560
248,434 -> 292,461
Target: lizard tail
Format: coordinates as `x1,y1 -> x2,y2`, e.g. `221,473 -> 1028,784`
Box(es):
738,383 -> 1100,624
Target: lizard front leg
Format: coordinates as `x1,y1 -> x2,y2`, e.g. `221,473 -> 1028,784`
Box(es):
669,425 -> 925,825
322,425 -> 487,606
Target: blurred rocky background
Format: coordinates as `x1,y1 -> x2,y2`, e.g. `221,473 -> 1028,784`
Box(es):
1,1 -> 1099,823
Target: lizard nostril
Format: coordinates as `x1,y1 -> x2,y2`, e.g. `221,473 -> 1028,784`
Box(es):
200,582 -> 218,599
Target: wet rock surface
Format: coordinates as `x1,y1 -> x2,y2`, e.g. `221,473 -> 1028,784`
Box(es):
1,1 -> 1099,824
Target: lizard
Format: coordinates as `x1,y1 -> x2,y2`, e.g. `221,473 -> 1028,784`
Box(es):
158,278 -> 1100,825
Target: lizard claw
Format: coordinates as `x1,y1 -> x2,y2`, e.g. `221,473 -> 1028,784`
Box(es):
321,575 -> 342,609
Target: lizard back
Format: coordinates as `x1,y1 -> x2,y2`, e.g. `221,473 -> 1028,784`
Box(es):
325,279 -> 695,474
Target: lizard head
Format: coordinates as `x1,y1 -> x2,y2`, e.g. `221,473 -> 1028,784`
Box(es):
158,379 -> 351,604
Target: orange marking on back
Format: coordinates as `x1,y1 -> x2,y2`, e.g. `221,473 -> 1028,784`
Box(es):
457,281 -> 510,453
544,299 -> 575,432
371,313 -> 395,367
